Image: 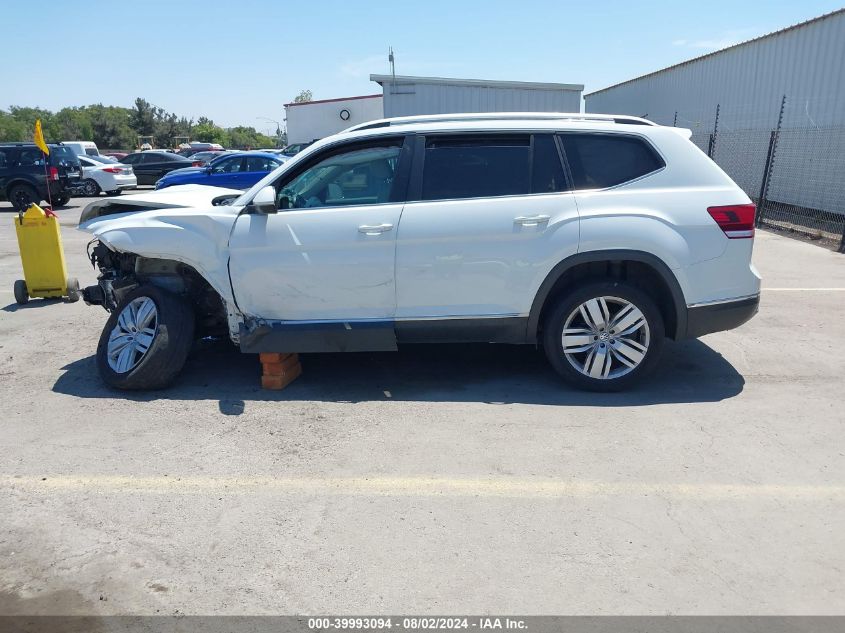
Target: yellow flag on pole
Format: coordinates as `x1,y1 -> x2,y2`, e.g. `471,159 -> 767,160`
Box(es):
34,119 -> 50,155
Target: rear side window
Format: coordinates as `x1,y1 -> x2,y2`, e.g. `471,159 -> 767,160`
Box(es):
422,135 -> 530,200
560,133 -> 664,189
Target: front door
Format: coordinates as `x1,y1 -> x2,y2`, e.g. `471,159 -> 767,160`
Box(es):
228,136 -> 411,324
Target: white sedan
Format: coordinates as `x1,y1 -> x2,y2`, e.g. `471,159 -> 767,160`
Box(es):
78,155 -> 137,196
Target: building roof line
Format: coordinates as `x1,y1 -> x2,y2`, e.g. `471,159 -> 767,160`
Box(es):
370,74 -> 584,92
284,94 -> 383,107
584,8 -> 845,97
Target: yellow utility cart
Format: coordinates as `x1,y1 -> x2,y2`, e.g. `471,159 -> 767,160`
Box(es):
13,203 -> 79,305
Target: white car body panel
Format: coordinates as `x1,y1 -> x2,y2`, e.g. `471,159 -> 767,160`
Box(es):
395,193 -> 579,318
229,204 -> 404,320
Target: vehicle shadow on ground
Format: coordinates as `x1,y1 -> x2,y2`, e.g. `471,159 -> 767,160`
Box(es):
52,339 -> 744,409
2,299 -> 64,312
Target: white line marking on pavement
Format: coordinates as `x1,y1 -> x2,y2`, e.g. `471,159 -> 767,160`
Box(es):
3,476 -> 844,500
764,288 -> 845,291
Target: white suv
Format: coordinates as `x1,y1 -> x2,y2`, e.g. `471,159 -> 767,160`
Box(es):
78,113 -> 761,391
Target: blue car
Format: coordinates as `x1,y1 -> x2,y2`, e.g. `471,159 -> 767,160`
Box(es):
154,152 -> 286,190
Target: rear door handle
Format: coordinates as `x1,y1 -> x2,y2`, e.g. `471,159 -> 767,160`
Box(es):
514,214 -> 551,226
358,223 -> 394,235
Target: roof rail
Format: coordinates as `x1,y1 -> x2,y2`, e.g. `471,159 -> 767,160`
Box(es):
344,112 -> 657,133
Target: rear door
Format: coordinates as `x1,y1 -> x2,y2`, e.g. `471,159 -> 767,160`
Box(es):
395,133 -> 580,322
207,155 -> 246,189
241,155 -> 281,188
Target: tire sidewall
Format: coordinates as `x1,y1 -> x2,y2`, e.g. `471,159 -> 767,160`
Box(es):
10,185 -> 38,211
96,285 -> 195,390
543,281 -> 665,392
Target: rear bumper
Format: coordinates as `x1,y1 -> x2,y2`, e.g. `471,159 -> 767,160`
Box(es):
685,294 -> 760,339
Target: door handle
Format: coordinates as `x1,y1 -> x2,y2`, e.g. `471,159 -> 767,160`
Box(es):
514,214 -> 551,226
358,223 -> 394,235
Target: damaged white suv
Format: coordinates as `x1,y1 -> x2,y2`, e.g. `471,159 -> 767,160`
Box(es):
79,113 -> 761,391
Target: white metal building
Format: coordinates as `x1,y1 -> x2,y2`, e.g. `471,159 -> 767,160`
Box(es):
584,9 -> 845,218
370,75 -> 584,118
284,95 -> 384,144
584,9 -> 845,130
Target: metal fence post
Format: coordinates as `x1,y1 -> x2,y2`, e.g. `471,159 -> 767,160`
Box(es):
756,131 -> 777,227
673,111 -> 678,127
839,225 -> 845,253
756,95 -> 787,228
708,104 -> 720,158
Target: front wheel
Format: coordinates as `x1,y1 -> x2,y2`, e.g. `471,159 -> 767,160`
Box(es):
106,189 -> 122,196
543,281 -> 664,392
96,285 -> 195,390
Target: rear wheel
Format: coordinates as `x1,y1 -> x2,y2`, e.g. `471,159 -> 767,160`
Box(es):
96,285 -> 195,390
543,281 -> 664,391
13,280 -> 29,305
82,179 -> 101,196
9,184 -> 38,211
54,193 -> 71,207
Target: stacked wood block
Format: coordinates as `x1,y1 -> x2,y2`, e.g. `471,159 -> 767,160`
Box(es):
259,353 -> 302,390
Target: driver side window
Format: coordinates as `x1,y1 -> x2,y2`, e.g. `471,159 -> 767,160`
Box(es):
213,156 -> 244,174
277,141 -> 402,210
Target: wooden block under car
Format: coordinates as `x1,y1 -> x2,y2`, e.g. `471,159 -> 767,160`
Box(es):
261,363 -> 302,390
262,353 -> 300,376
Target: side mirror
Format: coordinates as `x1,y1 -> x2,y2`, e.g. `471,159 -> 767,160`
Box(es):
249,185 -> 277,214
205,165 -> 213,174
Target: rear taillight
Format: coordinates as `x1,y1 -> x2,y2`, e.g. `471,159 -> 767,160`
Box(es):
102,167 -> 122,174
707,204 -> 756,239
48,166 -> 59,181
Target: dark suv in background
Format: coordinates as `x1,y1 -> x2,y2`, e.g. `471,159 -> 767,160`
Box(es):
0,142 -> 82,210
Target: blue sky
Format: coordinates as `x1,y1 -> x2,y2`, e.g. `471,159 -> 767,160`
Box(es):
3,0 -> 842,132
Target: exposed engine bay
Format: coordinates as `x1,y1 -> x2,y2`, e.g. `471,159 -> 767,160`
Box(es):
83,240 -> 229,337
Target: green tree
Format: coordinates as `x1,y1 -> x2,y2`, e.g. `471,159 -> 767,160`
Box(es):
293,89 -> 313,103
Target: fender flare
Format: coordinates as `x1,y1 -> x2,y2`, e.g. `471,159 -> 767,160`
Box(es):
525,249 -> 688,342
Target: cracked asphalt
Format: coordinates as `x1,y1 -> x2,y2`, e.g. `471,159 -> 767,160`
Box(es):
1,195 -> 844,615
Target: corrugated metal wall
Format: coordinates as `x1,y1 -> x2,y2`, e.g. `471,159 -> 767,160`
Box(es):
383,82 -> 582,118
584,10 -> 845,220
584,10 -> 845,131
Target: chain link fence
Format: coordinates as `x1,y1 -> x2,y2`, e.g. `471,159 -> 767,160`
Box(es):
673,96 -> 845,252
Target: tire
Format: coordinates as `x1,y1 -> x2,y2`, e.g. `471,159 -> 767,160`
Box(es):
96,285 -> 195,390
82,179 -> 101,196
106,189 -> 122,196
543,281 -> 665,392
13,280 -> 29,305
54,193 -> 71,207
66,277 -> 80,303
8,184 -> 39,211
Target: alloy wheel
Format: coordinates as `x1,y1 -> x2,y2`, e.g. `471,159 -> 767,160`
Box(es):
107,297 -> 158,373
561,295 -> 651,380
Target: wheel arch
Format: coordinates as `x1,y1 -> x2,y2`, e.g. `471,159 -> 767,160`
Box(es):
527,250 -> 687,342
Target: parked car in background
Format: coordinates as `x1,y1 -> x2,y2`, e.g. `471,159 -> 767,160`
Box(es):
281,141 -> 313,157
154,151 -> 285,190
177,142 -> 225,158
189,150 -> 233,166
103,152 -> 128,161
119,151 -> 192,185
0,142 -> 82,209
64,141 -> 101,157
77,155 -> 137,196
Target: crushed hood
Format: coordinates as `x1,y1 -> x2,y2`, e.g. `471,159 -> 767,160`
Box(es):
78,184 -> 242,224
